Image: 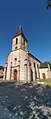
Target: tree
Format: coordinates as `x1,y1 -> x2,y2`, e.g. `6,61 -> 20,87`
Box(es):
47,0 -> 51,9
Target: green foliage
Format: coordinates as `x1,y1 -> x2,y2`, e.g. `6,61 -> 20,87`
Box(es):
47,0 -> 51,9
32,79 -> 51,87
48,62 -> 51,71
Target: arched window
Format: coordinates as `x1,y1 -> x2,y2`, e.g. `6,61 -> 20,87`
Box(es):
16,38 -> 18,44
34,63 -> 35,68
23,40 -> 25,49
23,40 -> 25,46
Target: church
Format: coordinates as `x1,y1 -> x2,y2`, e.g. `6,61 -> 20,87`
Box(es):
3,26 -> 51,82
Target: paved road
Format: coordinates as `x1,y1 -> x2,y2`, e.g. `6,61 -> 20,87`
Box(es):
0,82 -> 51,119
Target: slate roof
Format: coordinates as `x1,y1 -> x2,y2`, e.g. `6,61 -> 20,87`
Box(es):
39,62 -> 48,68
29,52 -> 42,63
0,66 -> 4,71
12,25 -> 28,42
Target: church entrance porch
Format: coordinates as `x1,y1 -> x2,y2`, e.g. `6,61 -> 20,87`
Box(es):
14,70 -> 17,81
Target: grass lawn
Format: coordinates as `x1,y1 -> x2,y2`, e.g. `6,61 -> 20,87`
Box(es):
32,79 -> 51,87
0,78 -> 51,87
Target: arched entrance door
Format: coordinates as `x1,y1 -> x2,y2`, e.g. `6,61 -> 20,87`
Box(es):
42,73 -> 46,79
14,69 -> 17,81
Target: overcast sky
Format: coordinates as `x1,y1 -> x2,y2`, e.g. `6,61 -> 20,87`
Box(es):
0,0 -> 51,66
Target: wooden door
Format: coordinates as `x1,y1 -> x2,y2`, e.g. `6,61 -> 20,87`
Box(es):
42,73 -> 46,79
14,70 -> 17,81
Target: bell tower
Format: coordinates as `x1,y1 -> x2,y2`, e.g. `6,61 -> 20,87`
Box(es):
12,25 -> 28,52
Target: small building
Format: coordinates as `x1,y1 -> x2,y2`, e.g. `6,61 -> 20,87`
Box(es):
0,66 -> 4,79
39,62 -> 51,79
3,26 -> 41,82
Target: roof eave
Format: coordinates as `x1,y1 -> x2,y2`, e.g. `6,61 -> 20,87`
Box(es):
12,33 -> 28,42
28,52 -> 42,63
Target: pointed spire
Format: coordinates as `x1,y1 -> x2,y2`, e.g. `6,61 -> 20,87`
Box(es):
12,25 -> 23,38
18,25 -> 23,34
12,25 -> 28,42
19,25 -> 22,30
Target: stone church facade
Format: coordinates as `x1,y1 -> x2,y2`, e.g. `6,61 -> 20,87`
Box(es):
4,26 -> 41,82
